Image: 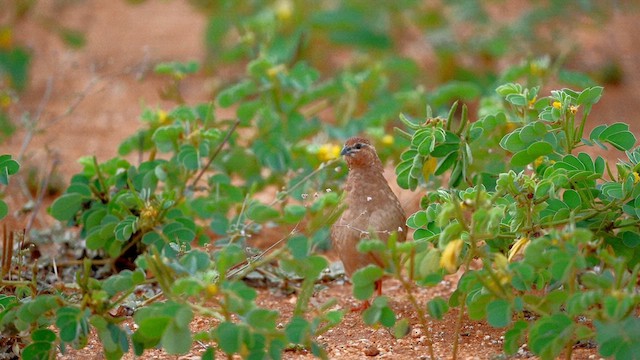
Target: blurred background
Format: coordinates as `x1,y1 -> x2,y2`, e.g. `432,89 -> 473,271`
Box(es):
1,0 -> 639,180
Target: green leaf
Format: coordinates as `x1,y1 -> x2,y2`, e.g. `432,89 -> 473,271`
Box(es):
58,27 -> 86,48
434,151 -> 457,176
595,318 -> 640,359
22,341 -> 54,360
287,234 -> 310,259
505,93 -> 527,106
216,80 -> 256,108
31,329 -> 57,342
577,86 -> 604,105
510,141 -> 553,166
161,322 -> 192,354
352,265 -> 383,300
217,321 -> 242,354
285,316 -> 310,344
486,299 -> 511,328
137,316 -> 171,339
393,318 -> 410,338
563,189 -> 582,209
0,200 -> 7,220
247,308 -> 278,331
0,155 -> 19,185
427,297 -> 449,320
528,314 -> 574,359
177,144 -> 200,170
50,193 -> 85,221
504,320 -> 528,355
590,123 -> 637,151
115,216 -> 138,242
283,204 -> 306,224
622,231 -> 640,248
247,203 -> 280,222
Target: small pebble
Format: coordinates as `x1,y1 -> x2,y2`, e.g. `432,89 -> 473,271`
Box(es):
364,345 -> 380,357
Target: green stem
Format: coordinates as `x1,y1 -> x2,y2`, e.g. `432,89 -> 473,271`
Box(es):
190,118 -> 241,188
397,274 -> 436,360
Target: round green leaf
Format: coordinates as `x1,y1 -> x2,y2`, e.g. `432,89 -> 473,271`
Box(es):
50,193 -> 85,221
216,321 -> 242,354
427,297 -> 449,320
486,299 -> 512,328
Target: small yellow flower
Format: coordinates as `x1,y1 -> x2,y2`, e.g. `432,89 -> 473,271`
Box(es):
530,62 -> 542,76
528,96 -> 537,109
274,0 -> 293,22
552,101 -> 562,109
633,172 -> 640,184
157,109 -> 168,124
382,134 -> 394,146
422,157 -> 438,179
0,93 -> 11,109
534,156 -> 544,168
569,105 -> 579,114
267,64 -> 287,78
206,284 -> 218,296
508,237 -> 529,262
0,27 -> 12,49
505,122 -> 518,132
440,239 -> 463,273
317,144 -> 341,162
140,203 -> 158,223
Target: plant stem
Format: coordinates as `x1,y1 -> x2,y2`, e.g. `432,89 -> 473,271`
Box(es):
397,274 -> 436,360
191,118 -> 241,188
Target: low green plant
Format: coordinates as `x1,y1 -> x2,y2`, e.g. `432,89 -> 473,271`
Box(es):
0,154 -> 19,220
351,82 -> 640,359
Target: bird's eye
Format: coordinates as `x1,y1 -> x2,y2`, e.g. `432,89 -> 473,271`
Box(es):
354,143 -> 362,150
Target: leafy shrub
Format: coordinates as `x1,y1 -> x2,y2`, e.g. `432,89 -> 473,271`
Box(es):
3,1 -> 638,359
351,82 -> 640,360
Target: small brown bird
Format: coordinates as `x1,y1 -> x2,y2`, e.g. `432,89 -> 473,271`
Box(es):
331,137 -> 407,305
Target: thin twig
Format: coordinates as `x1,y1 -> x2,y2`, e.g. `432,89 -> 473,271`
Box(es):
190,119 -> 241,188
25,158 -> 60,235
17,77 -> 54,163
43,74 -> 100,129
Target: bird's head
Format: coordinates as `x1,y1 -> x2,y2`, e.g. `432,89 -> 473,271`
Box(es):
340,137 -> 382,170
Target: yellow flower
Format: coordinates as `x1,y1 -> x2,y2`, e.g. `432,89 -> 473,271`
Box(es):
528,96 -> 537,109
267,64 -> 287,78
534,156 -> 544,168
317,144 -> 341,162
382,134 -> 394,146
140,203 -> 158,222
552,101 -> 562,109
206,284 -> 218,296
0,93 -> 11,109
440,239 -> 463,273
569,105 -> 579,114
508,237 -> 529,262
157,109 -> 168,124
505,122 -> 518,132
634,172 -> 640,184
0,27 -> 12,49
422,157 -> 438,179
274,0 -> 293,22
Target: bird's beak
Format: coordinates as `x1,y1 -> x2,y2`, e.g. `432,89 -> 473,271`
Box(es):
340,146 -> 351,156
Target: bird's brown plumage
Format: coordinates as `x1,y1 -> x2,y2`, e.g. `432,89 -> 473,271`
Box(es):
331,137 -> 407,281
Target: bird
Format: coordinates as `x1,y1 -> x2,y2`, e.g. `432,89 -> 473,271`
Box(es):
331,136 -> 407,308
